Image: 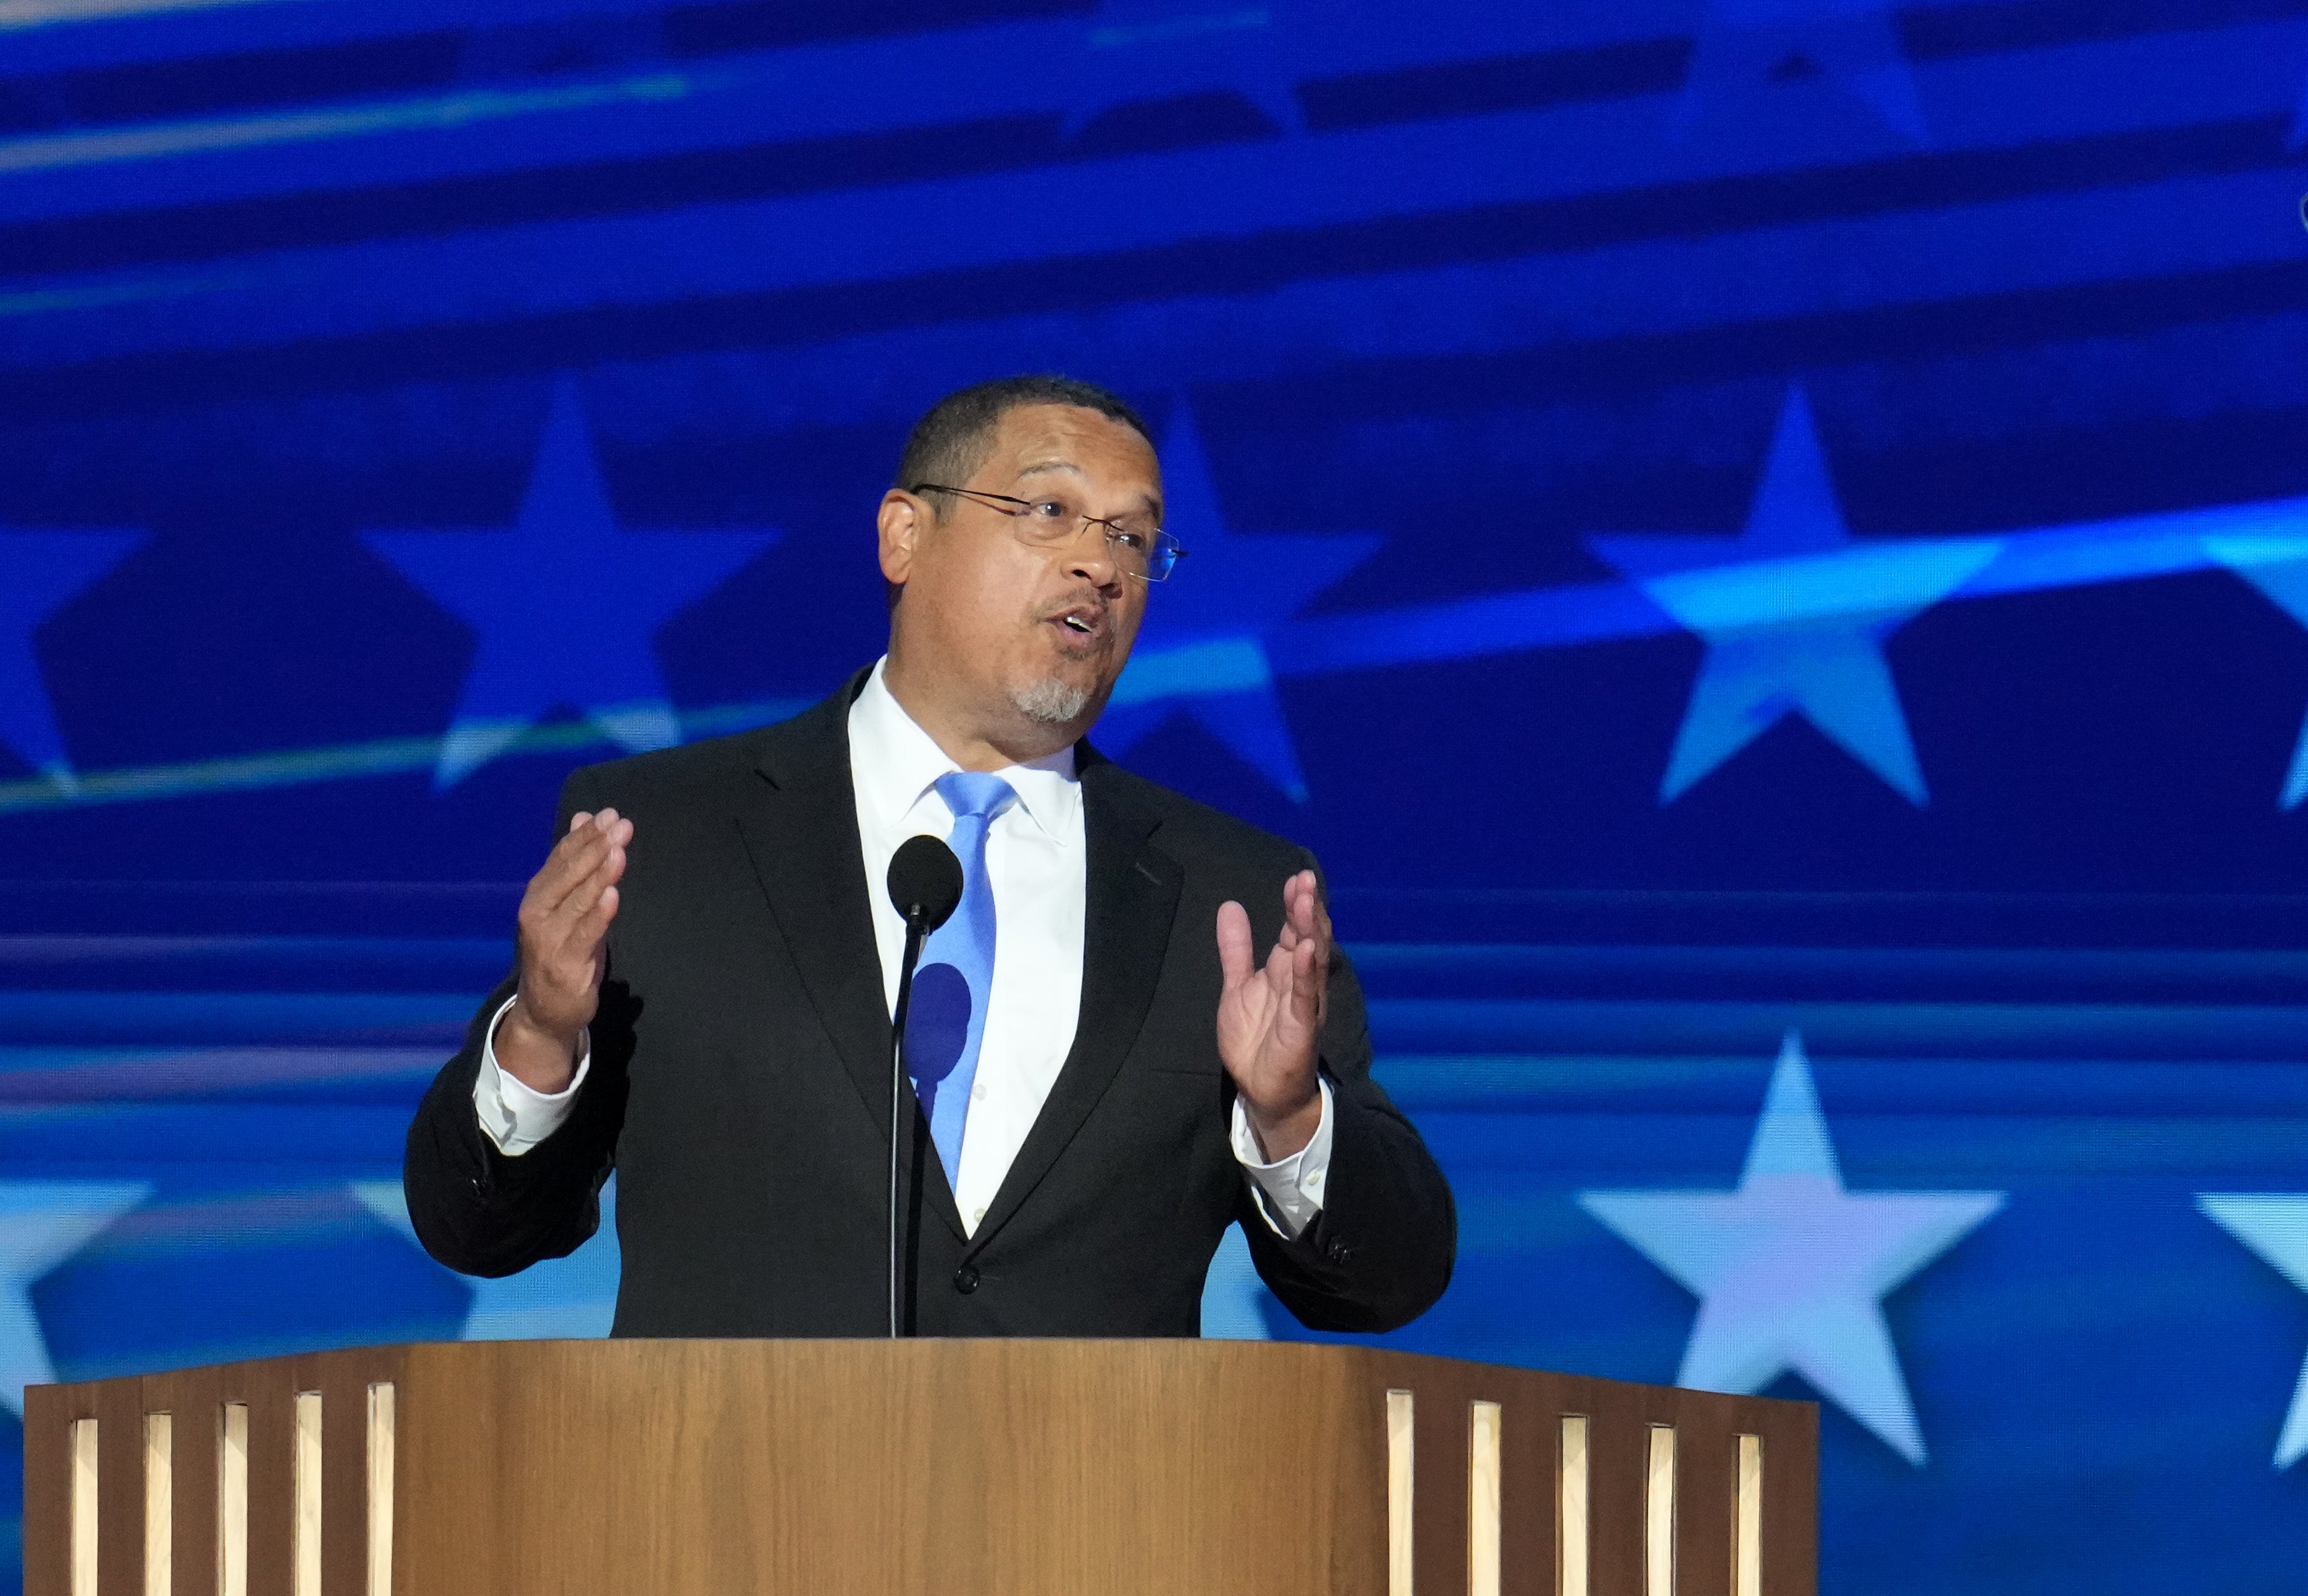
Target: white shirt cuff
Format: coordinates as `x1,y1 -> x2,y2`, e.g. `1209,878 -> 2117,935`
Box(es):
1230,1077 -> 1334,1240
472,994 -> 591,1156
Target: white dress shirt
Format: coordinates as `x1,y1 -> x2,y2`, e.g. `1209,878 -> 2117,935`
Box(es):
475,657 -> 1333,1239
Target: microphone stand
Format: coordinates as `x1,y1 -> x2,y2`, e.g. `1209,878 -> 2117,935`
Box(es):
888,906 -> 931,1338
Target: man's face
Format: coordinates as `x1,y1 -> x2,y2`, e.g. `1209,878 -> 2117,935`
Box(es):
880,403 -> 1160,747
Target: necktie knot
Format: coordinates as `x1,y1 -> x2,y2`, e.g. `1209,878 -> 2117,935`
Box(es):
935,771 -> 1017,824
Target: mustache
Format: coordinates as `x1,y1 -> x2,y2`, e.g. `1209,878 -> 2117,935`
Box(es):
1040,591 -> 1112,623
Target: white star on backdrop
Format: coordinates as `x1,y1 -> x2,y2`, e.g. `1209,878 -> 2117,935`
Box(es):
1095,400 -> 1382,801
1678,0 -> 1929,143
1579,1033 -> 2002,1464
2197,1194 -> 2308,1468
354,1178 -> 620,1339
364,378 -> 777,789
0,1181 -> 150,1414
1589,386 -> 2000,806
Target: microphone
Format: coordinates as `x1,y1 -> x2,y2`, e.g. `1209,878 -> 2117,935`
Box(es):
884,835 -> 963,1337
888,834 -> 964,932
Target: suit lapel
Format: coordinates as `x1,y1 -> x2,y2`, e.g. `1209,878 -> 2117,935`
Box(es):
733,675 -> 969,1243
968,752 -> 1182,1250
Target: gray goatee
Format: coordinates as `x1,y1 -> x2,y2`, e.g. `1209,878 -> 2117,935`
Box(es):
1009,676 -> 1094,726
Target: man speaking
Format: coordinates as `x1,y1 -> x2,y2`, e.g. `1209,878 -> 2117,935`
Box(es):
404,375 -> 1456,1336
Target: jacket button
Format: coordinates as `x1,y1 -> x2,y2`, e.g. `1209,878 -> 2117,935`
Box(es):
953,1265 -> 979,1294
1325,1238 -> 1351,1264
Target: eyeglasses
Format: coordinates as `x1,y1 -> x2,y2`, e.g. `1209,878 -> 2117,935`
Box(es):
911,484 -> 1186,581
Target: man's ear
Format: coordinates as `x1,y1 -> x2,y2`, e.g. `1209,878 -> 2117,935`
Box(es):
877,490 -> 922,586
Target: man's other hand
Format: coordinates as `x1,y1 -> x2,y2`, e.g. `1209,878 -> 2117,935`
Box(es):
498,808 -> 631,1094
1214,868 -> 1329,1160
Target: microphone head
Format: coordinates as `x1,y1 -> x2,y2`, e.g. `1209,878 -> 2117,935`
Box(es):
886,834 -> 964,932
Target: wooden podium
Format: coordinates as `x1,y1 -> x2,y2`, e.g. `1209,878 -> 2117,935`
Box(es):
24,1340 -> 1813,1595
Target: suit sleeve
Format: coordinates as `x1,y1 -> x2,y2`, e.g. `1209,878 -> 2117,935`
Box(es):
1239,857 -> 1457,1334
401,767 -> 628,1278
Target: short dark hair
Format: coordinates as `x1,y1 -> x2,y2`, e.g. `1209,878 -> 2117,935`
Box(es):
895,375 -> 1153,506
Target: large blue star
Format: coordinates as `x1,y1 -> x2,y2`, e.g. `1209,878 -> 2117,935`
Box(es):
1589,386 -> 2000,806
1097,401 -> 1380,801
0,1180 -> 150,1413
1580,1034 -> 2002,1465
0,527 -> 143,792
1678,0 -> 1929,143
365,379 -> 777,788
1069,0 -> 1305,137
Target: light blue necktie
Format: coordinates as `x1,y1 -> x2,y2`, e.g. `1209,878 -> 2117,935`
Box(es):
906,772 -> 1016,1194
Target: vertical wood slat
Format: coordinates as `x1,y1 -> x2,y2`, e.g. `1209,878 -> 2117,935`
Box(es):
1734,1434 -> 1762,1596
245,1383 -> 296,1596
1387,1389 -> 1416,1596
1669,1406 -> 1731,1596
1468,1401 -> 1501,1596
1758,1400 -> 1817,1596
1585,1390 -> 1645,1596
217,1403 -> 248,1596
95,1382 -> 143,1596
320,1367 -> 368,1596
1494,1388 -> 1547,1596
163,1374 -> 215,1596
142,1415 -> 171,1596
1645,1426 -> 1676,1596
292,1393 -> 323,1596
69,1420 -> 98,1596
23,1393 -> 68,1596
1410,1361 -> 1471,1596
368,1384 -> 396,1596
1557,1416 -> 1588,1596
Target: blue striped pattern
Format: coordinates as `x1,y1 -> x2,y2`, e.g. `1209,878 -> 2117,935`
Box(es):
6,1 -> 2308,1589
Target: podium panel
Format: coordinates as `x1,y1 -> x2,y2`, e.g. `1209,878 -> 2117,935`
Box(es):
24,1340 -> 1814,1595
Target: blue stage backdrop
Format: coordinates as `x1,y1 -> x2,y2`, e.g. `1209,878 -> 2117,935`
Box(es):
3,0 -> 2308,1586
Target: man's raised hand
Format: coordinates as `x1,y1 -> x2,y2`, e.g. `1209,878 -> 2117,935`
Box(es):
496,808 -> 631,1093
1214,868 -> 1330,1160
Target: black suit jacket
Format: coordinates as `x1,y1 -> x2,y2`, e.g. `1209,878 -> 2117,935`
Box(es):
403,673 -> 1455,1336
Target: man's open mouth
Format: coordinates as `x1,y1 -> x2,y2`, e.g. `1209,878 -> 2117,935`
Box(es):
1051,605 -> 1107,641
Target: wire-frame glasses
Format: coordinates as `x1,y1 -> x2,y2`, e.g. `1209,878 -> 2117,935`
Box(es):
911,484 -> 1186,581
